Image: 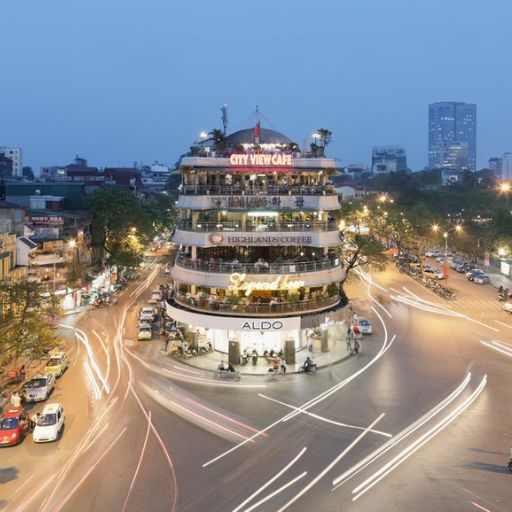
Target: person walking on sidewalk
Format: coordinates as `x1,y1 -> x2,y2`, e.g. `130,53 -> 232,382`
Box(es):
346,327 -> 353,352
10,391 -> 21,407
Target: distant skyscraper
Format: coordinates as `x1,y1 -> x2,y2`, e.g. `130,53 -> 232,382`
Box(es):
488,157 -> 503,178
428,102 -> 476,170
0,147 -> 22,177
502,153 -> 512,180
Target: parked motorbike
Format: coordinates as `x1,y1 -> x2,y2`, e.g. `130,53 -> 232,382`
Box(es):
508,458 -> 512,472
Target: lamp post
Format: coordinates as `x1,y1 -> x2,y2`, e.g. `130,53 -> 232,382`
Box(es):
432,224 -> 461,280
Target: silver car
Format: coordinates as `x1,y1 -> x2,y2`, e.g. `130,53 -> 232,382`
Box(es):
22,373 -> 56,403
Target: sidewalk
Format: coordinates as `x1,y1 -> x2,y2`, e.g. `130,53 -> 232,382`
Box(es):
0,358 -> 47,412
166,337 -> 355,375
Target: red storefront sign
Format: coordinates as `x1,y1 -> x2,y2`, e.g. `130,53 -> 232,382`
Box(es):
26,215 -> 65,226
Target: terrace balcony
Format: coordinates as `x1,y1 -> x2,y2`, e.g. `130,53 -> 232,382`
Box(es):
176,220 -> 338,233
173,292 -> 341,318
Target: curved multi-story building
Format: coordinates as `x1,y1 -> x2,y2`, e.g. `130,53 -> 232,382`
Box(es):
167,126 -> 347,362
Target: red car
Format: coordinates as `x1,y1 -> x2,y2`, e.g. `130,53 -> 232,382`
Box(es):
0,406 -> 31,446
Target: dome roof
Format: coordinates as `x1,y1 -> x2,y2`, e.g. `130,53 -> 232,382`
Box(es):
226,127 -> 293,145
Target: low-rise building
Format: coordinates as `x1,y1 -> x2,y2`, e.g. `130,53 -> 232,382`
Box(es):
371,146 -> 408,174
0,147 -> 22,177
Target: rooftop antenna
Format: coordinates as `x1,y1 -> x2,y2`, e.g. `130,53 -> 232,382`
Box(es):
221,104 -> 228,135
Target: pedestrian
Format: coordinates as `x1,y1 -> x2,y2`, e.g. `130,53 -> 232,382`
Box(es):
354,338 -> 361,355
308,339 -> 313,352
280,358 -> 287,375
10,391 -> 21,407
164,336 -> 170,352
346,327 -> 353,352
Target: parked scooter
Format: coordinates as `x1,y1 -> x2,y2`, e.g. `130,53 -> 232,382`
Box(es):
498,287 -> 510,301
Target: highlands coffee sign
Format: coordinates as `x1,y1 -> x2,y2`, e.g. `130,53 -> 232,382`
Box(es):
208,233 -> 312,246
229,154 -> 292,166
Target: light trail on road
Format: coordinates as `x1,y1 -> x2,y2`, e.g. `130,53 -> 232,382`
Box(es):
351,374 -> 487,501
231,447 -> 307,512
203,303 -> 396,467
332,371 -> 473,490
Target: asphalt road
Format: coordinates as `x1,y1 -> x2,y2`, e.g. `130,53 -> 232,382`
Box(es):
1,260 -> 511,512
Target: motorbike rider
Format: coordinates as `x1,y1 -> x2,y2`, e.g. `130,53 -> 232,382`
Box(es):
303,356 -> 313,372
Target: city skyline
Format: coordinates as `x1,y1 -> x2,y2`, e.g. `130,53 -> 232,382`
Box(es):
1,1 -> 512,171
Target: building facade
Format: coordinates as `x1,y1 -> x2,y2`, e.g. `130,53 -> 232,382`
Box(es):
0,147 -> 22,177
428,102 -> 476,170
502,153 -> 512,181
167,127 -> 346,361
371,146 -> 407,174
488,157 -> 503,178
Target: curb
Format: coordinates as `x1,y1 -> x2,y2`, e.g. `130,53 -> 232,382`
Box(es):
164,349 -> 354,377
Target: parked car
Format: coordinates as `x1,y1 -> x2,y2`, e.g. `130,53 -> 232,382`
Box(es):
436,254 -> 454,263
0,406 -> 31,446
450,258 -> 466,269
456,262 -> 472,273
466,269 -> 486,281
425,250 -> 442,258
33,403 -> 65,443
424,268 -> 444,279
139,307 -> 155,322
503,302 -> 512,313
137,325 -> 153,341
44,352 -> 69,378
164,264 -> 171,275
357,317 -> 373,335
473,273 -> 490,284
22,373 -> 56,403
466,268 -> 484,278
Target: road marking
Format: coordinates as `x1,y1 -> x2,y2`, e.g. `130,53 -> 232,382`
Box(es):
351,375 -> 487,501
232,447 -> 307,512
471,502 -> 492,512
480,340 -> 512,358
172,364 -> 203,375
494,320 -> 512,329
277,413 -> 386,512
244,472 -> 308,512
258,394 -> 392,437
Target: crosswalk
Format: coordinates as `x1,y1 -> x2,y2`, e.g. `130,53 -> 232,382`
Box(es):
451,298 -> 506,311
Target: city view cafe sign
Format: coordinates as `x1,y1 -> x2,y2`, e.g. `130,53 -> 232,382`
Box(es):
229,153 -> 292,166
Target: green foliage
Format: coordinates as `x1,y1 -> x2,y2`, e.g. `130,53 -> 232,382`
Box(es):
22,166 -> 35,180
316,128 -> 332,147
340,201 -> 388,282
0,278 -> 62,359
209,129 -> 227,151
86,186 -> 152,268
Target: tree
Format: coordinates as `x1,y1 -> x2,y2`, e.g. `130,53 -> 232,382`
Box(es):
86,187 -> 153,269
339,201 -> 388,283
22,166 -> 35,180
0,278 -> 61,361
317,128 -> 332,148
209,129 -> 227,151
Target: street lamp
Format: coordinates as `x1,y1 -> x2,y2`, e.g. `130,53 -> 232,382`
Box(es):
199,131 -> 208,141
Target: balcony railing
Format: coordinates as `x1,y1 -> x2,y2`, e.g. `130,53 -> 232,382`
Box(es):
179,185 -> 336,196
173,293 -> 340,317
176,220 -> 338,233
175,255 -> 340,274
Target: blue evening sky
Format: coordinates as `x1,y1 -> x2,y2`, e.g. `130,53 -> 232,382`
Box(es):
1,0 -> 510,171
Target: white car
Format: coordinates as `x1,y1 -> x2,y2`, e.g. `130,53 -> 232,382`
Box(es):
22,373 -> 55,403
357,317 -> 373,335
424,268 -> 444,279
139,307 -> 155,322
138,326 -> 152,340
503,302 -> 512,313
425,250 -> 442,258
151,290 -> 163,301
33,403 -> 65,443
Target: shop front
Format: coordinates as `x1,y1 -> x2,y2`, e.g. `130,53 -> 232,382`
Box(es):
167,301 -> 345,355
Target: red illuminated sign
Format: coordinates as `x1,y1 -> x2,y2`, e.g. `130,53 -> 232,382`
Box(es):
229,154 -> 292,166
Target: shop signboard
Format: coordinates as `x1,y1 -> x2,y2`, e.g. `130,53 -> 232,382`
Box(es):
229,154 -> 292,166
228,272 -> 304,297
26,215 -> 65,226
166,302 -> 301,333
211,195 -> 305,209
208,233 -> 313,246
